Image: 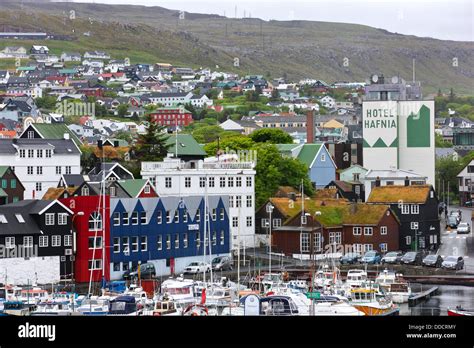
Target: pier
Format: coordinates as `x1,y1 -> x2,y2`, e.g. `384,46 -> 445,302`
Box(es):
408,287 -> 439,307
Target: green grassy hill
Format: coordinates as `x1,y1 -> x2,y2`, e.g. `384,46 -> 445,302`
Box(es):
0,1 -> 473,94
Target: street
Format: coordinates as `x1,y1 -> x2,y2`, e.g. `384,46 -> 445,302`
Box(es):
439,205 -> 474,271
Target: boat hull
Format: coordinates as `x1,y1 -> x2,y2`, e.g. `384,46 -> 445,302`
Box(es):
353,304 -> 394,316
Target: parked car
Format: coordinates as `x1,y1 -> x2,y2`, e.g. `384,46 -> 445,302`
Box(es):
339,252 -> 361,265
122,262 -> 156,280
422,254 -> 443,268
449,210 -> 462,223
211,256 -> 233,271
361,251 -> 381,264
184,262 -> 211,274
457,222 -> 471,234
401,251 -> 423,265
442,256 -> 464,270
464,200 -> 474,207
446,216 -> 459,229
381,251 -> 403,264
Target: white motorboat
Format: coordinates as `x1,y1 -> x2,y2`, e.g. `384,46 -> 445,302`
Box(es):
76,297 -> 110,315
375,269 -> 412,304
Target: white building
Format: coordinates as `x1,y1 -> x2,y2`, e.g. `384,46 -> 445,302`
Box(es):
0,138 -> 81,199
145,92 -> 213,108
141,156 -> 258,249
364,168 -> 427,201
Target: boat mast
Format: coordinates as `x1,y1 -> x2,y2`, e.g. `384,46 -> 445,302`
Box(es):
101,145 -> 106,289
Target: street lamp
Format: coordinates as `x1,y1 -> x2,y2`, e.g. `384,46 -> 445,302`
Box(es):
266,203 -> 274,274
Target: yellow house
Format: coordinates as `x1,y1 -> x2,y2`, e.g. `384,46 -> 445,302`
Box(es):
323,119 -> 344,129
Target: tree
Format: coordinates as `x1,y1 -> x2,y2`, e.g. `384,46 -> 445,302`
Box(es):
250,128 -> 293,144
435,133 -> 452,148
35,96 -> 57,110
132,114 -> 172,161
270,89 -> 280,101
204,134 -> 254,156
117,104 -> 129,118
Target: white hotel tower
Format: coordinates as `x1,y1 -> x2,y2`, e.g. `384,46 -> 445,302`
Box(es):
141,155 -> 258,249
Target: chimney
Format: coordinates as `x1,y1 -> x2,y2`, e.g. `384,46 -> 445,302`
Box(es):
375,176 -> 381,187
64,133 -> 70,140
405,176 -> 410,186
306,110 -> 314,144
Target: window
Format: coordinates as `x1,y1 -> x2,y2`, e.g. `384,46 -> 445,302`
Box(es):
301,233 -> 310,252
166,234 -> 171,249
165,177 -> 172,188
353,227 -> 362,235
36,183 -> 42,192
209,177 -> 215,187
37,149 -> 43,158
45,213 -> 55,225
46,149 -> 52,158
321,153 -> 326,162
174,234 -> 179,249
132,211 -> 139,225
353,173 -> 360,181
23,236 -> 33,248
386,181 -> 394,186
113,263 -> 121,272
212,209 -> 217,221
212,231 -> 217,246
123,262 -> 129,271
185,177 -> 191,188
157,235 -> 163,250
123,212 -> 129,225
58,213 -> 68,225
174,210 -> 179,223
27,131 -> 34,139
246,195 -> 253,208
406,236 -> 412,245
140,212 -> 147,224
380,226 -> 387,235
246,176 -> 252,187
236,196 -> 242,208
220,208 -> 225,220
364,227 -> 373,236
132,236 -> 139,252
195,209 -> 200,222
88,259 -> 102,270
52,235 -> 61,247
329,232 -> 342,244
39,236 -> 48,248
36,166 -> 42,175
28,149 -> 34,158
10,179 -> 16,189
88,236 -> 102,249
183,233 -> 188,248
353,243 -> 362,253
273,219 -> 282,228
229,196 -> 234,208
56,166 -> 61,175
246,216 -> 253,227
165,210 -> 171,223
364,244 -> 373,252
196,232 -> 201,248
220,231 -> 225,245
262,218 -> 269,227
141,236 -> 147,251
401,205 -> 410,214
27,166 -> 33,175
236,177 -> 242,187
411,205 -> 419,214
19,149 -> 25,158
1,179 -> 5,189
113,212 -> 120,226
232,217 -> 238,227
65,166 -> 71,175
228,177 -> 234,187
122,237 -> 130,254
200,177 -> 206,188
301,215 -> 307,225
220,177 -> 225,187
89,212 -> 102,230
183,209 -> 188,223
380,243 -> 388,252
109,186 -> 116,197
113,237 -> 120,253
411,222 -> 419,230
144,185 -> 150,194
5,237 -> 15,249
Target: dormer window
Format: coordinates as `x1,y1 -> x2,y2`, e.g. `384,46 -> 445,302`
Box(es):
82,186 -> 89,196
27,131 -> 34,139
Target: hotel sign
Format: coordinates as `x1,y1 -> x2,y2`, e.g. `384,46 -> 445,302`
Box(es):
188,224 -> 199,231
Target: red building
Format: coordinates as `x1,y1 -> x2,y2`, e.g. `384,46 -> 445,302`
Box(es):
60,196 -> 111,284
149,107 -> 193,127
78,88 -> 104,98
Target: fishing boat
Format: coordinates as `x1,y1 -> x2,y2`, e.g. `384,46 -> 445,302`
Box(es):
31,300 -> 76,316
375,269 -> 412,303
447,306 -> 474,316
19,287 -> 50,304
2,301 -> 37,316
76,296 -> 110,315
348,287 -> 396,316
345,269 -> 368,289
159,277 -> 197,305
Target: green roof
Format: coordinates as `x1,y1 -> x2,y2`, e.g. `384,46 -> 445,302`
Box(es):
118,179 -> 148,198
59,69 -> 76,74
31,124 -> 82,146
296,144 -> 321,167
276,143 -> 300,153
17,66 -> 35,71
105,138 -> 129,147
165,134 -> 207,157
0,166 -> 10,177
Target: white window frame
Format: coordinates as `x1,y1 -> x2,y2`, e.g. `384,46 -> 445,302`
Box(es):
39,236 -> 48,248
131,236 -> 139,252
113,237 -> 120,253
183,233 -> 188,248
411,205 -> 419,214
45,213 -> 55,226
5,236 -> 15,249
113,212 -> 120,226
301,232 -> 310,253
157,235 -> 163,250
58,213 -> 68,225
64,235 -> 72,247
380,226 -> 387,235
401,204 -> 410,214
141,236 -> 147,251
411,222 -> 419,230
52,235 -> 61,247
364,227 -> 373,236
353,227 -> 362,235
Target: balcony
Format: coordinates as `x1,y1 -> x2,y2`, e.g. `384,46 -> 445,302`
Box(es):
141,158 -> 255,172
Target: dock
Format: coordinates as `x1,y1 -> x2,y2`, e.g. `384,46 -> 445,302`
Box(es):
408,286 -> 439,307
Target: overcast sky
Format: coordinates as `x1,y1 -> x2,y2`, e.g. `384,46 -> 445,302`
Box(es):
70,0 -> 473,41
